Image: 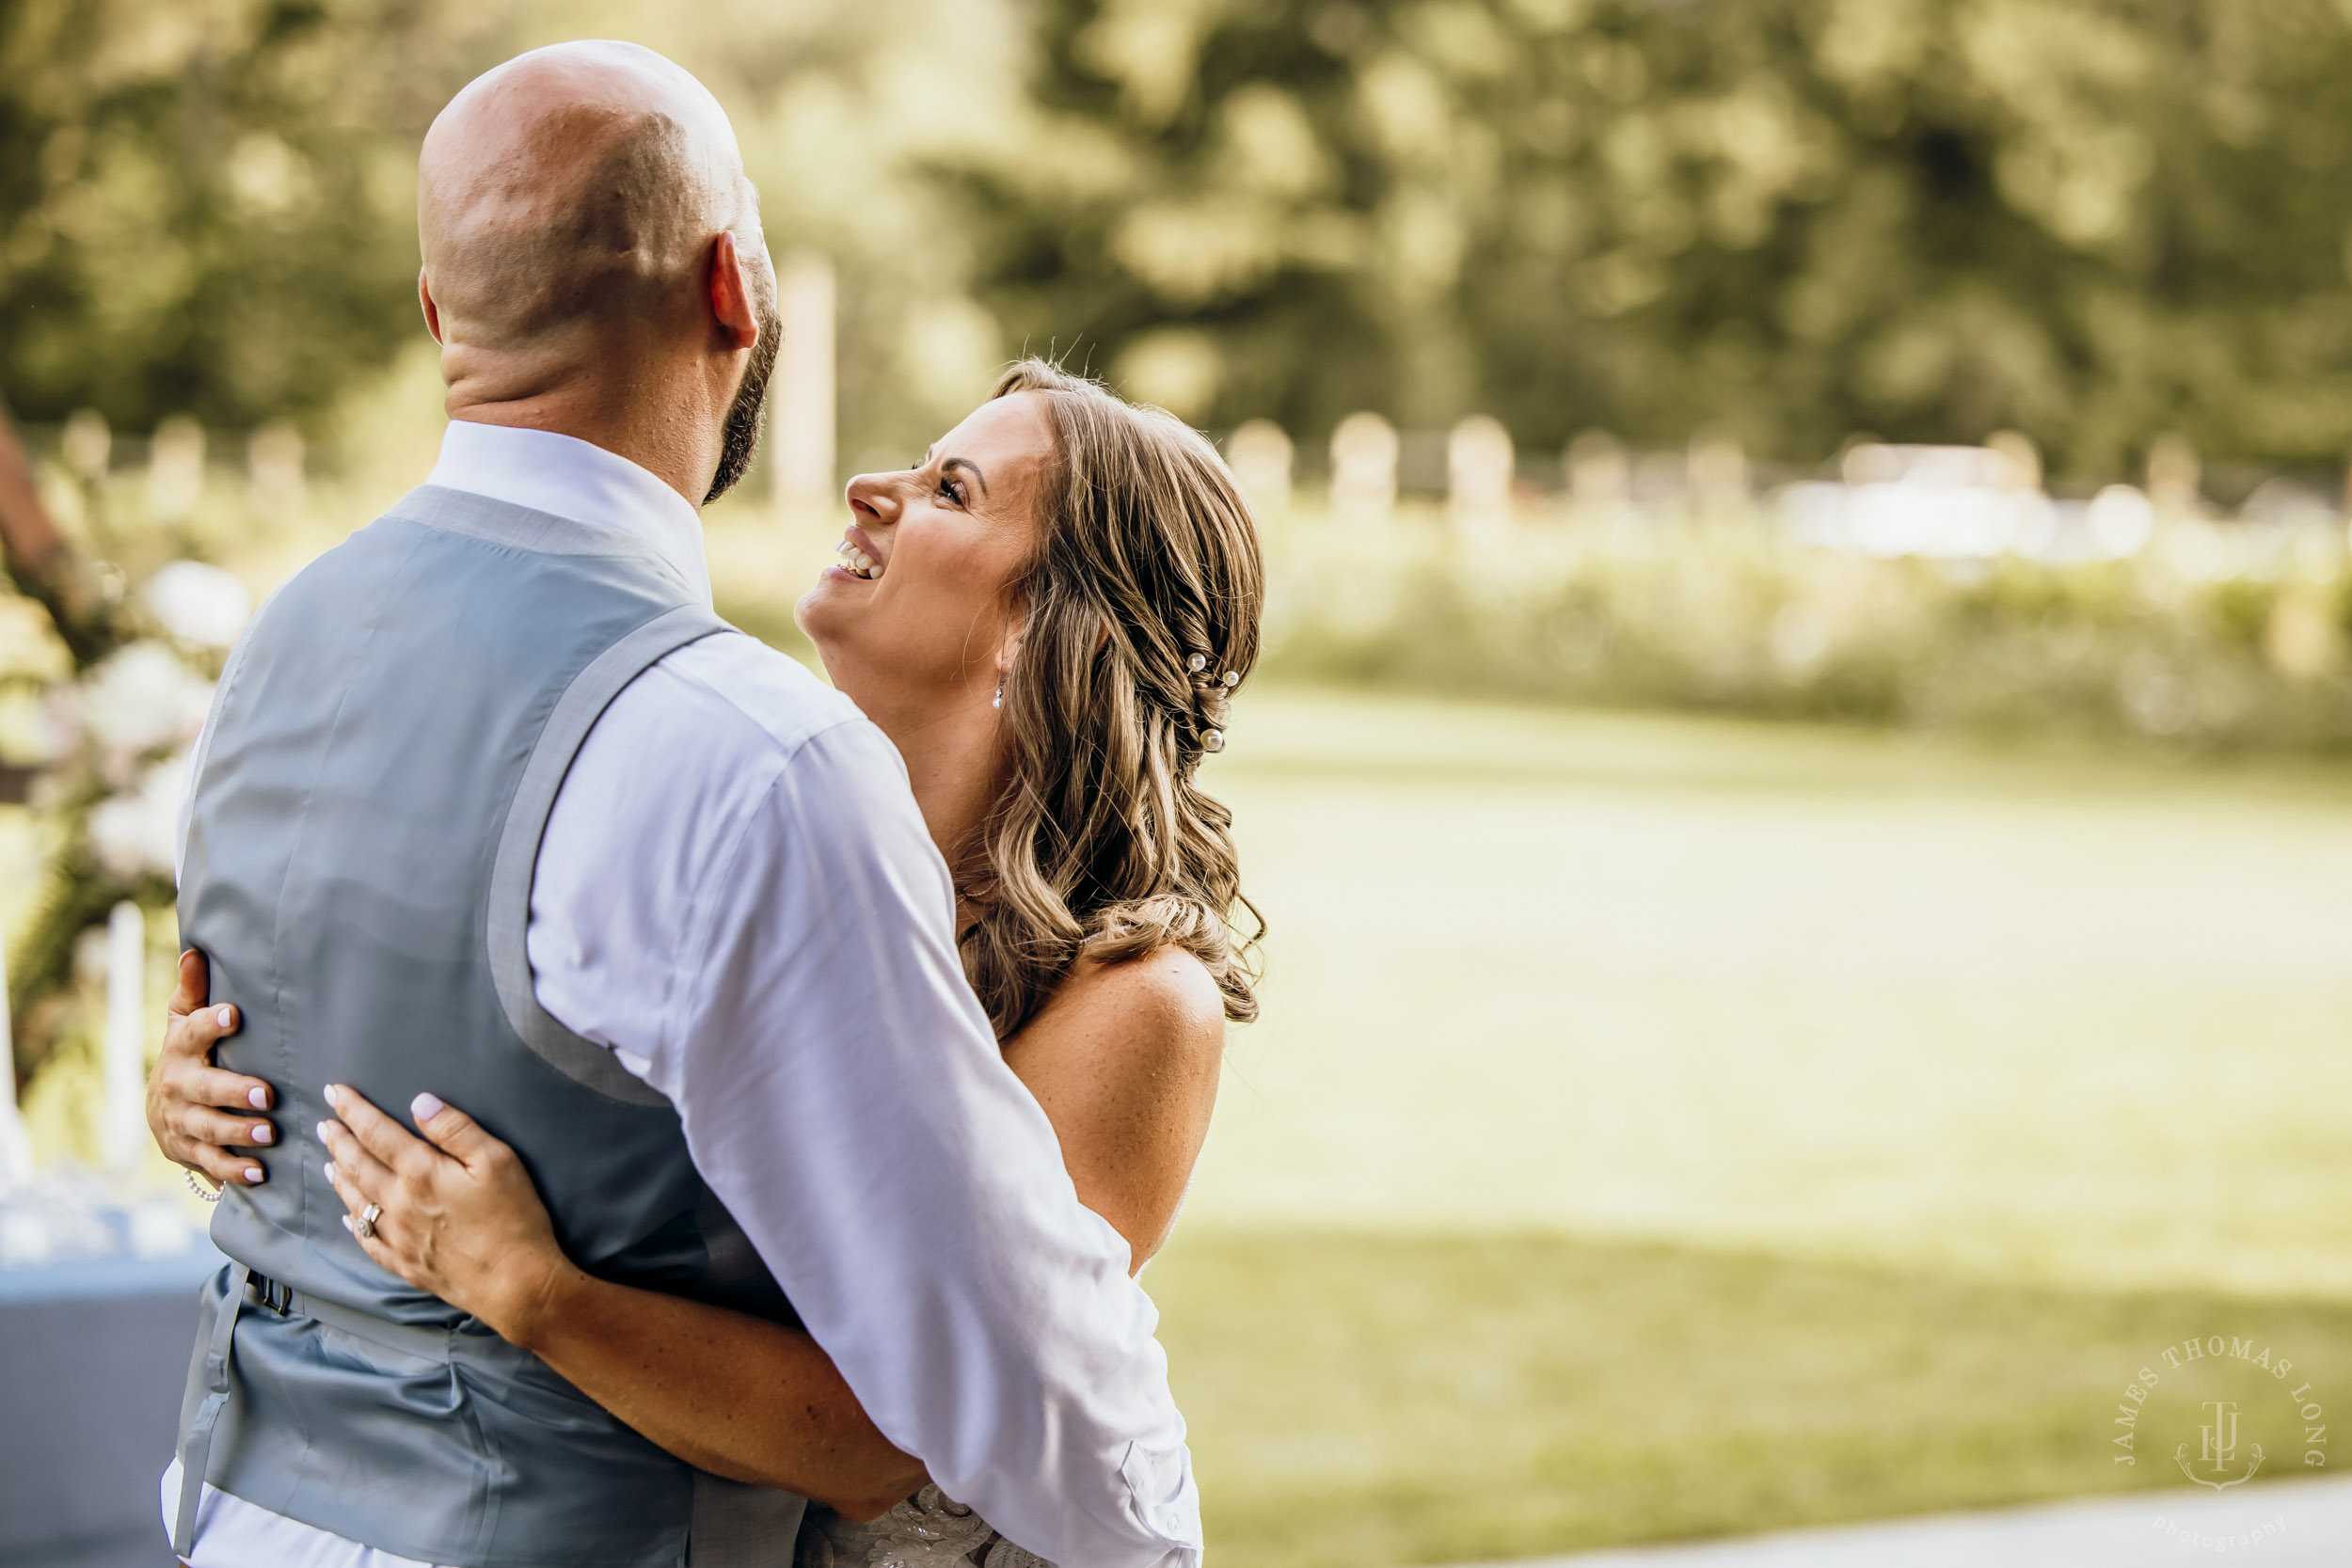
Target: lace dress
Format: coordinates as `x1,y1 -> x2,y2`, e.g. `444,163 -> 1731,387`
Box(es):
798,1486 -> 1054,1568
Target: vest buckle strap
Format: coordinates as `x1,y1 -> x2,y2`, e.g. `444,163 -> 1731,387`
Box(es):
251,1272 -> 294,1315
173,1261 -> 252,1558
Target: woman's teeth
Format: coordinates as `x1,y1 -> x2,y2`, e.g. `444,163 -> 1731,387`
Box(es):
834,540 -> 882,580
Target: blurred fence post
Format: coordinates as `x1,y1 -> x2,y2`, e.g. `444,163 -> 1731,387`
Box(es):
1987,430 -> 2042,494
2149,434 -> 2201,519
1688,432 -> 1748,515
774,252 -> 837,519
1227,420 -> 1294,515
1448,415 -> 1515,535
247,420 -> 306,513
102,902 -> 143,1173
146,417 -> 205,524
1330,412 -> 1398,525
1565,430 -> 1630,524
61,410 -> 109,483
0,918 -> 31,1190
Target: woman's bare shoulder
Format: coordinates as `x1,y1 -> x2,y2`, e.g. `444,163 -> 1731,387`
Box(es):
1074,944 -> 1224,1027
1016,945 -> 1226,1067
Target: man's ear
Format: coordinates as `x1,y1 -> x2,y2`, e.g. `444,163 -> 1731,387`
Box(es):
707,231 -> 760,353
418,270 -> 444,345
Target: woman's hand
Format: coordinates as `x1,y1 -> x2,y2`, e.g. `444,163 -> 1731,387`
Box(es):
318,1085 -> 578,1349
147,950 -> 276,1190
323,1095 -> 929,1514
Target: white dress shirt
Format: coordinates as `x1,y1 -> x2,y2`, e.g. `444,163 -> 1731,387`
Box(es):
164,420 -> 1202,1568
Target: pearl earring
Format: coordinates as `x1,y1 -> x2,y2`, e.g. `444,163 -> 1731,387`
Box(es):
993,683 -> 1003,710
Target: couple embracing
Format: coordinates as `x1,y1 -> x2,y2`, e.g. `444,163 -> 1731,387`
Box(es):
143,38 -> 1263,1568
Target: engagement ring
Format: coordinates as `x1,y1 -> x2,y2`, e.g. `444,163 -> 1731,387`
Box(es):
355,1202 -> 383,1241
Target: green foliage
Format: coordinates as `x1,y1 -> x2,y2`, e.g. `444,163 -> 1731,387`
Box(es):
534,0 -> 1037,467
0,0 -> 505,433
1261,503 -> 2352,747
956,0 -> 2352,477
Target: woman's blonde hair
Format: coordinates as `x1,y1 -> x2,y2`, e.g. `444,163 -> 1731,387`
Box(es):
957,358 -> 1265,1038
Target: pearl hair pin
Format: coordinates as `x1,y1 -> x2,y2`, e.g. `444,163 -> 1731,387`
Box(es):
1189,652 -> 1235,752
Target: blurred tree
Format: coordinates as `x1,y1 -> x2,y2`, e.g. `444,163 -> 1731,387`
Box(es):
952,0 -> 2352,481
396,0 -> 1037,474
0,0 -> 502,435
0,0 -> 515,1095
0,415 -> 105,666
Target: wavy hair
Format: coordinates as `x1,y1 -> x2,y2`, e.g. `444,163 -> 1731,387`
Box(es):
957,359 -> 1265,1038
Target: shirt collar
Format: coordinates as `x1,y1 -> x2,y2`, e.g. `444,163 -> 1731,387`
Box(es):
424,420 -> 713,607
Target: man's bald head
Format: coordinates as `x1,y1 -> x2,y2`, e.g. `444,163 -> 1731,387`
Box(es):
420,40 -> 763,350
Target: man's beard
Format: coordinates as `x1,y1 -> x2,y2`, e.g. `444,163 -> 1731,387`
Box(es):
705,292 -> 783,505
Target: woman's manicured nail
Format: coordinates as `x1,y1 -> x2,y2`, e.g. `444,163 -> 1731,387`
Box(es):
250,1124 -> 273,1145
216,1007 -> 234,1029
341,1214 -> 353,1232
323,1162 -> 337,1184
322,1085 -> 340,1107
315,1121 -> 335,1146
248,1086 -> 268,1110
412,1093 -> 445,1124
243,1166 -> 264,1183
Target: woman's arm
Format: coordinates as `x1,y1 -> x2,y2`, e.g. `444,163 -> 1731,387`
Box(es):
1000,946 -> 1227,1270
315,1085 -> 925,1519
149,959 -> 921,1515
167,940 -> 1223,1511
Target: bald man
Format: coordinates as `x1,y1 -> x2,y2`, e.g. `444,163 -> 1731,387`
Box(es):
160,41 -> 1200,1568
414,40 -> 778,506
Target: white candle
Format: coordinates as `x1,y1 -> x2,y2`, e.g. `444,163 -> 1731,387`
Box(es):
102,901 -> 146,1172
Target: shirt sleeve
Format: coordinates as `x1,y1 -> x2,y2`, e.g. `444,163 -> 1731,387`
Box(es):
607,719 -> 1202,1568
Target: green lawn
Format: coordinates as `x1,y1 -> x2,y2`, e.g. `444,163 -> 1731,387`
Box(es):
1154,688 -> 2352,1565
1152,1232 -> 2352,1568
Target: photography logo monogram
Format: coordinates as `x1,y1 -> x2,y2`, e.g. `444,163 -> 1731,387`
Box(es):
2112,1337 -> 2328,1489
2184,1399 -> 2259,1489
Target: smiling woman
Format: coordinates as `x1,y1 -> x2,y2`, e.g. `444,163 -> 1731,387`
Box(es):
800,356 -> 1266,1039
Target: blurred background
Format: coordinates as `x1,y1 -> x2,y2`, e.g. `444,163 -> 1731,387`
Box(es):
8,1 -> 2352,1564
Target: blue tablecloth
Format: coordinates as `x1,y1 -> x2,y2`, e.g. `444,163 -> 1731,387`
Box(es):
0,1244 -> 225,1568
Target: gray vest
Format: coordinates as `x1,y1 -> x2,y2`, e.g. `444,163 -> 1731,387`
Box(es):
172,485 -> 806,1567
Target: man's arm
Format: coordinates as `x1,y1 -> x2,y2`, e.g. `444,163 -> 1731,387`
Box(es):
668,722 -> 1199,1565
532,659 -> 1200,1568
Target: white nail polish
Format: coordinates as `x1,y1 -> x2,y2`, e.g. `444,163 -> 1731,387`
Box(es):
216,1007 -> 234,1029
248,1086 -> 268,1110
243,1167 -> 264,1183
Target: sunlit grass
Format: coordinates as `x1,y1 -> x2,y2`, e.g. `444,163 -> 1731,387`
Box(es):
1189,687 -> 2352,1298
1151,687 -> 2352,1563
1150,1230 -> 2352,1568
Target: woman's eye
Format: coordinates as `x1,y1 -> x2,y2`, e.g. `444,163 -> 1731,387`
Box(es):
939,476 -> 966,505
